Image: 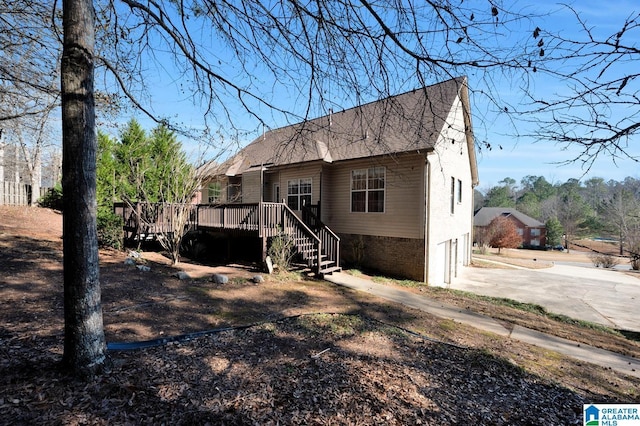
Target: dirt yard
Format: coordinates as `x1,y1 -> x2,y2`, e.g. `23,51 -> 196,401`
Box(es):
1,206 -> 639,424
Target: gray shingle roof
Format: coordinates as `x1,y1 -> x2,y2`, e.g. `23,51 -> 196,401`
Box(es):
474,207 -> 545,227
212,77 -> 470,176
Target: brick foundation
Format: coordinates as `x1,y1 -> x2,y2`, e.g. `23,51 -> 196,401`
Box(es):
339,233 -> 425,282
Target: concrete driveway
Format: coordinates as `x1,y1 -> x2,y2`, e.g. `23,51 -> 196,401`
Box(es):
453,263 -> 640,332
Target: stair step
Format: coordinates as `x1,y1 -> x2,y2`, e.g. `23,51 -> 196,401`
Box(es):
319,266 -> 341,275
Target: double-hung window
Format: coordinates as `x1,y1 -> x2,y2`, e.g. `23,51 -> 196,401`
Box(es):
208,182 -> 222,204
351,166 -> 385,213
287,178 -> 312,210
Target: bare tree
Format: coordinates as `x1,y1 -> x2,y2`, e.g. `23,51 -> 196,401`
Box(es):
521,6 -> 640,170
92,1 -> 540,141
3,104 -> 59,204
555,190 -> 591,253
128,125 -> 204,265
0,0 -> 60,122
153,165 -> 203,265
600,183 -> 640,255
0,1 -> 60,205
55,0 -> 548,375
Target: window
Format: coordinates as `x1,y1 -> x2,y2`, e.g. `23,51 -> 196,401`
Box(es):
457,179 -> 462,203
287,178 -> 312,210
351,166 -> 385,212
207,182 -> 221,204
450,177 -> 456,214
227,176 -> 242,202
531,228 -> 541,237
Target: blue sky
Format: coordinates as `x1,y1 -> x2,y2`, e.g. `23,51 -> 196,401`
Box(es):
475,140 -> 639,191
472,0 -> 640,190
123,0 -> 639,191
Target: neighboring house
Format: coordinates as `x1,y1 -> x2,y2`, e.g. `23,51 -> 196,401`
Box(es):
199,77 -> 479,285
474,207 -> 546,247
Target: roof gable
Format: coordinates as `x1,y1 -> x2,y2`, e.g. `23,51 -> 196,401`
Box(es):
212,77 -> 472,176
474,207 -> 545,227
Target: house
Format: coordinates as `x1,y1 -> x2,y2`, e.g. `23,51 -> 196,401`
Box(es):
474,207 -> 546,248
198,77 -> 479,285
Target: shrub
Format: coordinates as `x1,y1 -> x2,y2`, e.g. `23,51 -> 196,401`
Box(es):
588,252 -> 619,269
268,230 -> 295,272
97,209 -> 124,250
628,244 -> 640,271
38,184 -> 63,211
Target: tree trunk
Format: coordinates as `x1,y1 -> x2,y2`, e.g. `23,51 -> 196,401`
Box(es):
60,0 -> 107,376
0,138 -> 4,183
620,228 -> 624,256
21,142 -> 42,206
30,151 -> 41,206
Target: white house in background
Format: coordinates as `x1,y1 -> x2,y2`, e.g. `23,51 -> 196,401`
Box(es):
199,77 -> 479,285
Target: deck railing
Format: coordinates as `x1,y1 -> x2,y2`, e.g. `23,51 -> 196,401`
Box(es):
114,202 -> 196,238
116,201 -> 339,274
195,202 -> 289,237
302,203 -> 340,270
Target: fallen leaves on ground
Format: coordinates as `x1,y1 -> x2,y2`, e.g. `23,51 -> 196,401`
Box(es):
2,316 -> 591,425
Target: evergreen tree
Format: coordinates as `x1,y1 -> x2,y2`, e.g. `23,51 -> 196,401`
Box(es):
483,185 -> 515,208
96,131 -> 117,213
116,119 -> 151,202
545,217 -> 564,248
516,192 -> 541,220
96,119 -> 200,263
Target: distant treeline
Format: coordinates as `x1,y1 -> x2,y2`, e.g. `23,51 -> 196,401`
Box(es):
475,176 -> 640,254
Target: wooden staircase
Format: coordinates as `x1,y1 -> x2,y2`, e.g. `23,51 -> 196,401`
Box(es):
279,204 -> 341,277
292,235 -> 341,276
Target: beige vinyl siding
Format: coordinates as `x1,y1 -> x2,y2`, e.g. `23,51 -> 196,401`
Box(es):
262,171 -> 280,202
323,155 -> 425,239
276,164 -> 323,209
241,170 -> 262,203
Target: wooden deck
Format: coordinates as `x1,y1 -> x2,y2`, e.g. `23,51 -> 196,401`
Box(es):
114,202 -> 340,276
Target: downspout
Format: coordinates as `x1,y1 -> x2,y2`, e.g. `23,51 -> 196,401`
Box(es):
423,157 -> 431,284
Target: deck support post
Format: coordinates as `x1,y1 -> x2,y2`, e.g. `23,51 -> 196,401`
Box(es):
261,235 -> 268,265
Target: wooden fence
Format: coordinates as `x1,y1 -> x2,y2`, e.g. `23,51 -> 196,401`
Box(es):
0,182 -> 51,206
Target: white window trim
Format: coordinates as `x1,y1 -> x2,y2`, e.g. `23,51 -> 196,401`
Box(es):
287,178 -> 312,210
450,177 -> 456,214
350,166 -> 386,213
